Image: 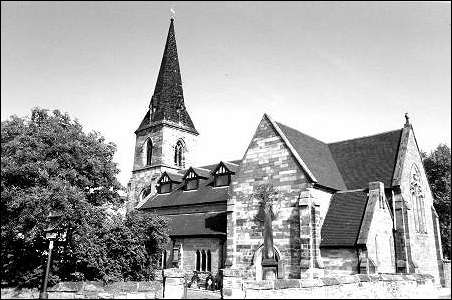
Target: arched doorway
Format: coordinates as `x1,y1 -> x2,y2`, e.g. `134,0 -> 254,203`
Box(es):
252,245 -> 281,281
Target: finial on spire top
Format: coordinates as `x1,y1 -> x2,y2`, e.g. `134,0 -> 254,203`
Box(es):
170,8 -> 175,21
405,112 -> 410,125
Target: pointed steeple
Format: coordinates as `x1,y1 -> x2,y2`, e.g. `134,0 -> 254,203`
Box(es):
137,18 -> 197,134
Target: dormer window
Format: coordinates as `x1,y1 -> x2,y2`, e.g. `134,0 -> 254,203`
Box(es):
158,174 -> 172,194
185,170 -> 198,191
213,163 -> 234,187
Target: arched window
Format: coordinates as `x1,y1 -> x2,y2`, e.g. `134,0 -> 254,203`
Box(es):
196,250 -> 201,271
174,140 -> 185,168
201,250 -> 206,271
207,250 -> 211,272
410,164 -> 427,233
146,139 -> 153,166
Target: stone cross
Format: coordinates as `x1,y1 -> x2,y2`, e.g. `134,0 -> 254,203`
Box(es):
254,185 -> 279,279
258,200 -> 275,260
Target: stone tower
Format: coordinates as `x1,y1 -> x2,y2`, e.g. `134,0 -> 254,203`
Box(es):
126,18 -> 198,212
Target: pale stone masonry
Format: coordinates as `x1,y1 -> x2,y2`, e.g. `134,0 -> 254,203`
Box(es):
128,18 -> 446,287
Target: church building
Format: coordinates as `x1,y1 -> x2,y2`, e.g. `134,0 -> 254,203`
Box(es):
126,19 -> 445,285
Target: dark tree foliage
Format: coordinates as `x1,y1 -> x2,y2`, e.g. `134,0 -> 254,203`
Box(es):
1,108 -> 169,287
422,144 -> 451,259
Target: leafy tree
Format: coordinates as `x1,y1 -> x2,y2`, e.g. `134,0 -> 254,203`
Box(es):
422,144 -> 451,259
1,108 -> 168,287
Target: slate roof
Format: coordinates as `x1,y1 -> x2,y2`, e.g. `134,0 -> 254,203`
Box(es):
277,122 -> 347,190
321,190 -> 369,247
187,167 -> 211,179
328,130 -> 402,190
139,160 -> 239,209
136,19 -> 197,134
165,212 -> 227,236
162,171 -> 183,183
141,183 -> 229,209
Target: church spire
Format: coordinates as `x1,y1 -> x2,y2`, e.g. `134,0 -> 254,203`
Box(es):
144,18 -> 197,134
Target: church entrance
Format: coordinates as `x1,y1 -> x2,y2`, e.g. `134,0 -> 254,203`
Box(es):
253,245 -> 281,281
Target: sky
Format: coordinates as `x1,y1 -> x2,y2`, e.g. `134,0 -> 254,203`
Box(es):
2,1 -> 451,187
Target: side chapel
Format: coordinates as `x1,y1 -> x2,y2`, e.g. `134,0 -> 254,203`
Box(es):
126,18 -> 445,285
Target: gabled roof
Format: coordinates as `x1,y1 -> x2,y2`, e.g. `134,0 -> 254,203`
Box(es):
328,129 -> 402,190
211,161 -> 239,174
165,212 -> 226,236
321,190 -> 369,247
184,167 -> 211,179
158,171 -> 183,183
276,122 -> 347,191
139,160 -> 239,209
270,114 -> 403,191
139,178 -> 230,209
136,19 -> 197,134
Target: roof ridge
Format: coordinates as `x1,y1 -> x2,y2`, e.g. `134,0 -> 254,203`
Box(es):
328,128 -> 403,145
266,115 -> 317,183
276,121 -> 328,145
192,166 -> 211,171
335,189 -> 367,194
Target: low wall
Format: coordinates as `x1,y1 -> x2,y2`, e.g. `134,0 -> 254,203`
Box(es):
46,280 -> 163,299
1,287 -> 39,299
444,260 -> 451,288
224,273 -> 438,299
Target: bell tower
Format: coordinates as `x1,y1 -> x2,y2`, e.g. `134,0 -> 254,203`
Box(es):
126,18 -> 199,212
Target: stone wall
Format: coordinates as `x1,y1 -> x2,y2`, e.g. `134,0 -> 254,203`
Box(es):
364,182 -> 396,274
396,126 -> 442,282
127,121 -> 198,211
444,260 -> 451,288
46,280 -> 163,299
321,248 -> 359,276
226,116 -> 311,279
0,270 -> 184,299
223,273 -> 438,299
168,237 -> 225,277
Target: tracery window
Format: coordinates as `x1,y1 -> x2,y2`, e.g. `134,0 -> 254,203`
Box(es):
174,140 -> 185,168
201,250 -> 206,271
196,250 -> 201,271
195,249 -> 211,272
146,139 -> 153,166
207,250 -> 211,272
410,164 -> 427,233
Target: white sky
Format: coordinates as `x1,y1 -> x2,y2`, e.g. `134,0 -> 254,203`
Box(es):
2,1 -> 451,186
